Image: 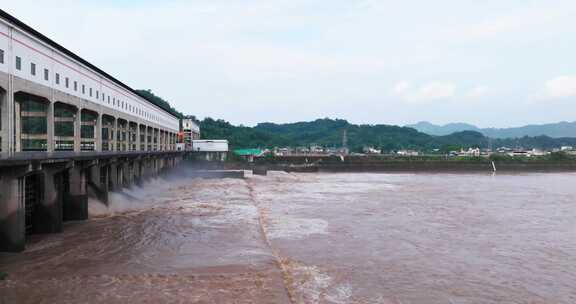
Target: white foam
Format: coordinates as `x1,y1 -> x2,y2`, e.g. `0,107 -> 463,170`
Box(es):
325,284 -> 353,304
293,265 -> 332,303
267,217 -> 328,240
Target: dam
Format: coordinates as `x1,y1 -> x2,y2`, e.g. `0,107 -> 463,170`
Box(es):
0,9 -> 181,252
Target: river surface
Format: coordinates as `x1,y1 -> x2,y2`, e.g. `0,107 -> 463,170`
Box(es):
1,171 -> 575,303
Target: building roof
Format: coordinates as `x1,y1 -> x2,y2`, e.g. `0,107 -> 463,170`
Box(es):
233,149 -> 263,156
0,8 -> 180,119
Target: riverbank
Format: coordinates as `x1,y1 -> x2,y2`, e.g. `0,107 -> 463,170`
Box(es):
226,155 -> 576,172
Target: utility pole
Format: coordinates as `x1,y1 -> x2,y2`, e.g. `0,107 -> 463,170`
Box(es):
342,129 -> 349,155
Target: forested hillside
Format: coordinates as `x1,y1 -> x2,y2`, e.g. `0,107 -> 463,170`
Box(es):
199,118 -> 576,152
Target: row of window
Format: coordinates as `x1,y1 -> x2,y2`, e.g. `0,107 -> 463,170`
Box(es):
0,48 -> 169,126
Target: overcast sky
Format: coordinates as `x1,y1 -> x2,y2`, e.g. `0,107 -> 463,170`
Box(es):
4,0 -> 576,127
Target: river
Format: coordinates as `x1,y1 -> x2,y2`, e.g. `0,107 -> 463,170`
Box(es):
1,171 -> 575,303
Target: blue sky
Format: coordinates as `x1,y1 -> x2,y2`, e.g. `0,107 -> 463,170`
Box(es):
4,0 -> 576,127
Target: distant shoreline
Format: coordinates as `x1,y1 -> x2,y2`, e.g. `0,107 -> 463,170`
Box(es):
224,155 -> 576,173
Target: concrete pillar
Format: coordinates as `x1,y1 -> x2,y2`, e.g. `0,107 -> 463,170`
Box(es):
133,159 -> 141,186
37,164 -> 67,233
95,113 -> 102,152
109,162 -> 119,191
159,130 -> 163,151
164,131 -> 167,151
143,158 -> 151,179
121,161 -> 132,187
0,166 -> 28,252
64,164 -> 88,221
143,126 -> 148,152
1,83 -> 15,154
140,159 -> 147,180
171,133 -> 175,150
0,90 -> 8,153
47,102 -> 54,152
88,164 -> 99,187
127,124 -> 132,151
138,160 -> 144,184
73,107 -> 81,152
153,128 -> 157,151
136,124 -> 141,151
112,118 -> 118,152
14,100 -> 20,152
86,163 -> 108,204
165,132 -> 169,150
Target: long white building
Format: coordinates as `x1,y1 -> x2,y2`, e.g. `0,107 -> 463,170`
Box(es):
0,9 -> 180,153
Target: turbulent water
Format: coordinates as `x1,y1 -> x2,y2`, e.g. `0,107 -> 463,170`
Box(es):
1,171 -> 576,303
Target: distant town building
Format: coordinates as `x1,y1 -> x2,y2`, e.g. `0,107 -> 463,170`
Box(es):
459,147 -> 481,157
363,146 -> 382,154
529,149 -> 548,156
397,150 -> 419,156
310,145 -> 324,154
509,150 -> 529,157
234,148 -> 264,162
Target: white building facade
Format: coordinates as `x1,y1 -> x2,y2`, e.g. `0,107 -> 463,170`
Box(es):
0,9 -> 180,153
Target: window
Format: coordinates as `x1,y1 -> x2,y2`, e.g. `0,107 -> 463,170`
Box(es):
56,73 -> 60,85
96,91 -> 99,99
74,81 -> 78,91
30,63 -> 36,76
89,88 -> 92,97
65,77 -> 69,88
44,68 -> 49,81
82,85 -> 85,94
0,49 -> 4,64
108,96 -> 110,104
15,56 -> 21,70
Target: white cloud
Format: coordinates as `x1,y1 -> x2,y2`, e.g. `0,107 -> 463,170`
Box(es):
391,81 -> 456,102
414,82 -> 456,100
545,76 -> 576,98
441,3 -> 576,42
465,86 -> 488,98
392,81 -> 410,95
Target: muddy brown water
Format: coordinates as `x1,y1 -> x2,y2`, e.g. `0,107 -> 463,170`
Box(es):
1,172 -> 575,303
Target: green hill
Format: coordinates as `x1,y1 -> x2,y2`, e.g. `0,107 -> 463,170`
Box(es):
200,118 -> 576,152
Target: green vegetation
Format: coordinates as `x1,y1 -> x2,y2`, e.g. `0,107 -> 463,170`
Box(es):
488,151 -> 576,162
0,271 -> 7,280
200,118 -> 576,152
135,89 -> 183,118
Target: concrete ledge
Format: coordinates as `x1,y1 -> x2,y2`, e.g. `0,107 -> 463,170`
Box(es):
189,170 -> 245,179
0,151 -> 184,167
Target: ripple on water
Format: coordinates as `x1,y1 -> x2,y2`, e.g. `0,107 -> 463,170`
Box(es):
267,217 -> 328,240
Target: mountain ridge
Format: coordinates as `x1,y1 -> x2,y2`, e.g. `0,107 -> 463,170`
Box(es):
406,121 -> 576,138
